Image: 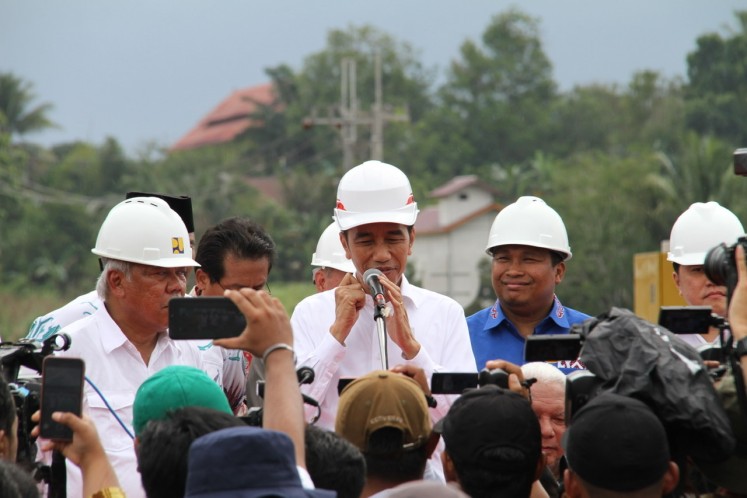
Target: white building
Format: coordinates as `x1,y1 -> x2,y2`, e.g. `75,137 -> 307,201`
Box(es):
410,175 -> 503,308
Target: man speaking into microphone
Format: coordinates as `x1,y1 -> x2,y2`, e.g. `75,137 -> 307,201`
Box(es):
291,160 -> 477,433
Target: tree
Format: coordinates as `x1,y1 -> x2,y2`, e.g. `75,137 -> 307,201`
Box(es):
239,25 -> 434,176
0,73 -> 55,138
547,151 -> 667,314
426,8 -> 558,174
684,11 -> 747,144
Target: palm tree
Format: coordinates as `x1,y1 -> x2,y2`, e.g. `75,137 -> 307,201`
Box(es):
0,72 -> 55,138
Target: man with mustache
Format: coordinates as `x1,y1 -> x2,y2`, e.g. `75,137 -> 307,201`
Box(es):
52,197 -> 203,498
292,160 -> 477,431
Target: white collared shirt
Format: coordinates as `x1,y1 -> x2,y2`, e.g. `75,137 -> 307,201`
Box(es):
292,275 -> 477,430
56,305 -> 204,498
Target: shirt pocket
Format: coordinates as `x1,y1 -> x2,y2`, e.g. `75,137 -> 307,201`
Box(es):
85,390 -> 135,453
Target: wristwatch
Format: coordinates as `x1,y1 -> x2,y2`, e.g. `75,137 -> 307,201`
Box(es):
735,337 -> 747,360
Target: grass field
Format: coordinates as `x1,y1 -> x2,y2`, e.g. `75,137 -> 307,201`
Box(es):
1,281 -> 317,342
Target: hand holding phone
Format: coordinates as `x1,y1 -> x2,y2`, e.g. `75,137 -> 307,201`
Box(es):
169,297 -> 246,340
40,357 -> 85,441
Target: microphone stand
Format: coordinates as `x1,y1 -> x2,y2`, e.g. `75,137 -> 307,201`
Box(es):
373,301 -> 388,370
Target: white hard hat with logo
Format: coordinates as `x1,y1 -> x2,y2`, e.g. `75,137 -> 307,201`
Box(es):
311,221 -> 356,274
667,201 -> 745,265
485,196 -> 572,261
334,160 -> 419,231
92,197 -> 200,268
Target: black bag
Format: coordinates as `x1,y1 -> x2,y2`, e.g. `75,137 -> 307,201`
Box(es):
572,307 -> 736,464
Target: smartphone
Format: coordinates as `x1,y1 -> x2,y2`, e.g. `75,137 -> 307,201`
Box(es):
40,357 -> 85,441
658,306 -> 714,335
168,297 -> 246,340
524,334 -> 582,363
430,372 -> 478,394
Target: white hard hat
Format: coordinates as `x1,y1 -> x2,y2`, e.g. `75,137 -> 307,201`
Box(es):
667,201 -> 744,265
311,222 -> 356,274
92,197 -> 200,268
334,160 -> 419,231
485,196 -> 572,261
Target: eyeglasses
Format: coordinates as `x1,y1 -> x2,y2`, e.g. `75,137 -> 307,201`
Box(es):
215,280 -> 271,295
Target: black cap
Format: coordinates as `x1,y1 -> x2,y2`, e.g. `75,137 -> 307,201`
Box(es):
562,393 -> 670,492
438,386 -> 541,471
125,191 -> 194,233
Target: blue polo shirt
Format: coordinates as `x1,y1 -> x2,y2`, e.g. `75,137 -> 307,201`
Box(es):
467,295 -> 591,374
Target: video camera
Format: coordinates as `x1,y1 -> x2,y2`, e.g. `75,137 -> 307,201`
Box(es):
704,235 -> 747,308
0,334 -> 70,475
657,306 -> 730,367
430,368 -> 511,395
243,366 -> 318,427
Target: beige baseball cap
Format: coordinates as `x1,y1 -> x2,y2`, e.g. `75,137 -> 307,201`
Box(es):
335,370 -> 431,453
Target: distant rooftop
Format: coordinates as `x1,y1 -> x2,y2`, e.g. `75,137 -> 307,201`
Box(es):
429,174 -> 501,198
171,83 -> 274,151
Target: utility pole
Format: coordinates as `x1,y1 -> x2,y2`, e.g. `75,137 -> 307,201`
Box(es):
303,54 -> 409,170
370,53 -> 409,160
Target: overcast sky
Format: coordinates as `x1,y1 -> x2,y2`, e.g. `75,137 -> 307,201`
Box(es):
1,1 -> 744,154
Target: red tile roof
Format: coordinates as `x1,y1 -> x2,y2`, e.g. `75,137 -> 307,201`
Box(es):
429,174 -> 502,198
171,83 -> 275,151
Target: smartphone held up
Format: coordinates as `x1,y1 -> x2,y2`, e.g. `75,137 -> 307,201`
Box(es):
168,297 -> 246,340
40,357 -> 85,441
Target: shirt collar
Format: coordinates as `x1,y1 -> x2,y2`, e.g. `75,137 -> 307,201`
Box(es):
399,275 -> 423,309
98,304 -> 173,354
98,305 -> 130,353
546,294 -> 571,328
484,294 -> 570,330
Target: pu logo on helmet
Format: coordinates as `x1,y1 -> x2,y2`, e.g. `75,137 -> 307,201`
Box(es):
172,237 -> 185,254
336,200 -> 346,210
406,194 -> 414,205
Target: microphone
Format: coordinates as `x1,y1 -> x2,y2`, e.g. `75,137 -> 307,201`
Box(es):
296,366 -> 315,385
363,268 -> 387,308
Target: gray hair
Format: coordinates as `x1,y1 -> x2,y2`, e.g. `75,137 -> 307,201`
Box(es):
96,258 -> 133,301
521,362 -> 566,390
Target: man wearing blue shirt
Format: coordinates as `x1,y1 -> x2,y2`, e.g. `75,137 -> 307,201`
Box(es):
467,196 -> 590,374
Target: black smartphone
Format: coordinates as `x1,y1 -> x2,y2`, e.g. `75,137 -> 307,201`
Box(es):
524,334 -> 582,363
430,372 -> 478,394
168,297 -> 246,340
40,357 -> 85,441
658,306 -> 714,335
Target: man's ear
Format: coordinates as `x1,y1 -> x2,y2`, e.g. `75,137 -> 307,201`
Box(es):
339,232 -> 352,260
554,261 -> 566,284
672,271 -> 682,294
661,461 -> 680,495
195,268 -> 210,293
107,267 -> 126,297
441,449 -> 458,483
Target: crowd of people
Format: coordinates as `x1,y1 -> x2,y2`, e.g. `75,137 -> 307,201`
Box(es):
0,159 -> 745,498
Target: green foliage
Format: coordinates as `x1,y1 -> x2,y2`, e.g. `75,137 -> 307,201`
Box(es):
0,72 -> 56,138
547,151 -> 667,314
684,11 -> 747,144
5,9 -> 747,321
430,9 -> 557,171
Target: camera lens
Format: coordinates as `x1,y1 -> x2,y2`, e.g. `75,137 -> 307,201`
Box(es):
704,243 -> 729,286
477,368 -> 509,389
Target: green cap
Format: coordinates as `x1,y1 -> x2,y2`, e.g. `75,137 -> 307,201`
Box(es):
133,365 -> 231,436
